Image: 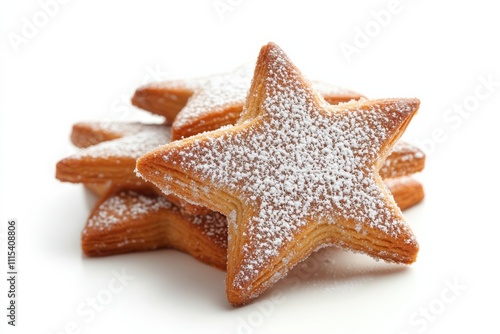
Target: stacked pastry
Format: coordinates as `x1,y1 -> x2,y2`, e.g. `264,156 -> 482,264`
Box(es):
56,42 -> 425,305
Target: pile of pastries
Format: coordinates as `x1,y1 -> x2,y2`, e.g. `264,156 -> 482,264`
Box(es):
56,42 -> 425,306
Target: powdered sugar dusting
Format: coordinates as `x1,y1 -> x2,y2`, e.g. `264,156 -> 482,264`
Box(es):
84,190 -> 227,248
189,211 -> 228,249
72,124 -> 170,159
173,64 -> 253,128
159,45 -> 417,289
86,190 -> 173,231
390,141 -> 425,160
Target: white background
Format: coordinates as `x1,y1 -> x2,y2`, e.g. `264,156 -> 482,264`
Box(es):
1,1 -> 499,333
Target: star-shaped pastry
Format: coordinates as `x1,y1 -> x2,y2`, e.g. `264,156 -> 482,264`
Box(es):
82,187 -> 228,269
132,64 -> 364,140
136,42 -> 420,305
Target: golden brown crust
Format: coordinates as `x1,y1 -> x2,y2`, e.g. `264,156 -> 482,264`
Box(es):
131,86 -> 193,123
71,123 -> 123,148
81,187 -> 227,269
172,106 -> 243,140
56,155 -> 140,184
384,176 -> 424,210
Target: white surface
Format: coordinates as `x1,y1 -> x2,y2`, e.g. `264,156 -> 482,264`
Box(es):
1,1 -> 499,333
